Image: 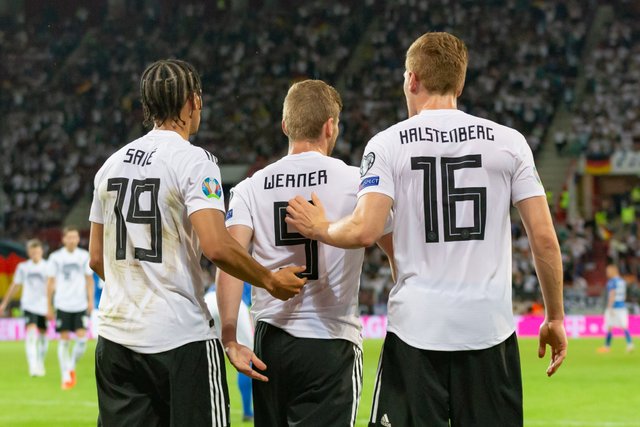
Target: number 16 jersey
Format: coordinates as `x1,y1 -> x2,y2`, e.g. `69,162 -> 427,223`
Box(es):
89,129 -> 225,353
226,152 -> 366,347
358,109 -> 545,351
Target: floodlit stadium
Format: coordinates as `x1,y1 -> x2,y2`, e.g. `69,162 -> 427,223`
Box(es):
0,1 -> 639,426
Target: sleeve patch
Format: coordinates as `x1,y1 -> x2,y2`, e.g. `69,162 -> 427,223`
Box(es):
360,152 -> 376,177
202,177 -> 222,199
359,176 -> 380,190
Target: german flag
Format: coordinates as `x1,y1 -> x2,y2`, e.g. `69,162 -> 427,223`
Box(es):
585,157 -> 611,175
0,240 -> 26,300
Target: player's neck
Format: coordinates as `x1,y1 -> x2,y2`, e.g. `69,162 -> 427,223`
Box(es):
154,122 -> 190,141
416,94 -> 458,112
288,140 -> 328,156
64,246 -> 76,253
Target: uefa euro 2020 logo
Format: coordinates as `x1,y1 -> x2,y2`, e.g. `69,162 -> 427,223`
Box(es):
202,177 -> 222,200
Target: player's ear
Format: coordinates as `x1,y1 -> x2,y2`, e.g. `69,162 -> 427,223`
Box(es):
192,92 -> 202,110
324,117 -> 335,139
408,71 -> 420,94
281,119 -> 289,137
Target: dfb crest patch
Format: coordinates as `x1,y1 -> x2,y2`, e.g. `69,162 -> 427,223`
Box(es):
360,152 -> 376,177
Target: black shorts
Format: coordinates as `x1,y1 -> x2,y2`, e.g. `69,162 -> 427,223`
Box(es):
24,310 -> 47,330
369,332 -> 523,427
55,309 -> 88,332
96,336 -> 230,427
253,321 -> 363,427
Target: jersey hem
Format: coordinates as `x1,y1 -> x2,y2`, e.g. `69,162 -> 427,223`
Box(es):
257,319 -> 363,348
357,187 -> 394,201
88,215 -> 104,224
187,204 -> 226,217
386,325 -> 516,351
512,191 -> 546,206
225,219 -> 254,230
97,331 -> 217,354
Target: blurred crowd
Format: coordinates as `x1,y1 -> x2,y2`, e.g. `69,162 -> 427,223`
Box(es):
568,4 -> 640,157
1,0 -> 593,239
1,1 -> 638,313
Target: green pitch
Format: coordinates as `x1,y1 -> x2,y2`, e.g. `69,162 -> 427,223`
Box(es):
0,338 -> 638,426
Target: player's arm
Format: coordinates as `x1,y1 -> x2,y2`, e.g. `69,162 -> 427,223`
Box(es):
517,195 -> 567,377
607,290 -> 615,310
46,277 -> 56,321
215,224 -> 268,382
0,280 -> 19,315
286,192 -> 393,249
85,274 -> 94,314
191,209 -> 306,301
376,232 -> 396,283
88,222 -> 105,281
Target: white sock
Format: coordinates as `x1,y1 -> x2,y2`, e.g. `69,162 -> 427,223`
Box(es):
37,334 -> 48,370
58,340 -> 71,381
71,337 -> 88,370
25,328 -> 38,374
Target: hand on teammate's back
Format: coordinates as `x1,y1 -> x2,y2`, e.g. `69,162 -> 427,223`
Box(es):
538,319 -> 568,377
266,266 -> 308,301
285,192 -> 327,240
224,341 -> 268,382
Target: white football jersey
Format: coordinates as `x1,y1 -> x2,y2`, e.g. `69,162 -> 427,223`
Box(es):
89,129 -> 225,353
358,109 -> 545,351
14,259 -> 49,316
226,151 -> 365,347
47,248 -> 92,312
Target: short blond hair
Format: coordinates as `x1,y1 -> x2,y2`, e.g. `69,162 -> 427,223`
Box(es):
406,32 -> 468,96
282,80 -> 342,141
26,239 -> 42,249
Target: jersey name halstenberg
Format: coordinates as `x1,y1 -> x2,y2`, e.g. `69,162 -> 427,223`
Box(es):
264,169 -> 328,189
399,124 -> 495,145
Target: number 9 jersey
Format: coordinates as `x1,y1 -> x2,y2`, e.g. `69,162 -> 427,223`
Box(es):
89,129 -> 225,353
358,109 -> 545,351
226,151 -> 375,348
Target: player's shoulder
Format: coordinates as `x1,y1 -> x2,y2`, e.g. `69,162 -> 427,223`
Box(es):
75,247 -> 90,257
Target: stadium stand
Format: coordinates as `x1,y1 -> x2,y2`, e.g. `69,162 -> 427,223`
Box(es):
1,0 -> 638,313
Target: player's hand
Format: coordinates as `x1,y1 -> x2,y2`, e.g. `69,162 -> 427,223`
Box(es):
538,319 -> 567,377
266,266 -> 307,301
285,192 -> 328,240
47,307 -> 55,321
223,341 -> 268,382
86,305 -> 93,315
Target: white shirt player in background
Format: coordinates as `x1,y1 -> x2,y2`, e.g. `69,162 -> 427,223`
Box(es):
217,80 -> 394,427
0,239 -> 49,377
46,226 -> 93,390
88,59 -> 305,426
287,32 -> 567,426
598,264 -> 634,353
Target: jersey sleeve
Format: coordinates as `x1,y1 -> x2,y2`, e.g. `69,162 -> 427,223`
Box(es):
511,134 -> 546,205
225,180 -> 254,229
181,150 -> 226,216
357,136 -> 395,201
89,166 -> 105,224
606,279 -> 615,291
47,255 -> 58,279
13,263 -> 25,285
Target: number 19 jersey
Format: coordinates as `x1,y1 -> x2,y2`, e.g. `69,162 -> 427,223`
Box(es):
358,109 -> 545,351
226,152 -> 365,347
89,129 -> 225,353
